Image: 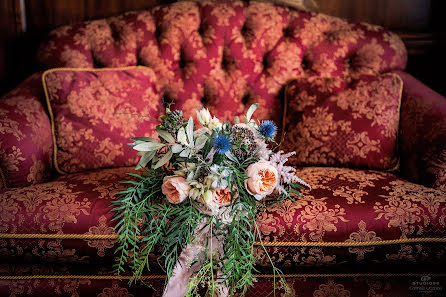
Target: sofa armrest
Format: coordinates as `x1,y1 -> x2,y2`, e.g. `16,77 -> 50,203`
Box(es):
394,70 -> 446,191
0,72 -> 53,188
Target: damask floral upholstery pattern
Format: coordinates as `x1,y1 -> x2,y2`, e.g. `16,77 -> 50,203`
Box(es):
36,1 -> 407,124
0,167 -> 445,296
0,72 -> 53,188
0,167 -> 444,269
1,1 -> 445,296
1,273 -> 443,297
43,67 -> 163,173
396,70 -> 446,191
282,73 -> 402,169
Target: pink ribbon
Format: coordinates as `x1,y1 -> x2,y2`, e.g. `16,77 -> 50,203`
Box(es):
162,221 -> 229,297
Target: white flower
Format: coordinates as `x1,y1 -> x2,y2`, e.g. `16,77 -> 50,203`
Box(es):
189,188 -> 201,200
196,108 -> 212,126
257,141 -> 271,160
174,162 -> 197,178
209,165 -> 231,189
203,189 -> 213,202
208,116 -> 222,130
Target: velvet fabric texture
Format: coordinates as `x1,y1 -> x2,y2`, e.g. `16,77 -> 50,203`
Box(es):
282,73 -> 402,169
42,67 -> 163,174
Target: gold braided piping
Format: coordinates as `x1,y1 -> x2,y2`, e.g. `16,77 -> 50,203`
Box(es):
0,234 -> 121,240
0,233 -> 445,247
256,237 -> 446,247
0,273 -> 445,280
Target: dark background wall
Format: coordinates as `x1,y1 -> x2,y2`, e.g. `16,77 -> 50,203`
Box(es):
0,0 -> 445,96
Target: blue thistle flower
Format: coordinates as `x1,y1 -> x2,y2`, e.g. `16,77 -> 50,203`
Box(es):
214,134 -> 231,154
258,120 -> 277,140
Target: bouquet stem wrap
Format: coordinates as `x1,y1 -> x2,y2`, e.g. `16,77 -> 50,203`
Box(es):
163,220 -> 229,297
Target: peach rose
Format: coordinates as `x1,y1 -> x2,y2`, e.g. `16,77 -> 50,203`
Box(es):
161,176 -> 191,204
245,160 -> 278,200
213,187 -> 238,206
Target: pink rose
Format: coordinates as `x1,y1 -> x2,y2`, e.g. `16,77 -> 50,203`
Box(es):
245,160 -> 278,200
162,176 -> 191,204
213,187 -> 238,206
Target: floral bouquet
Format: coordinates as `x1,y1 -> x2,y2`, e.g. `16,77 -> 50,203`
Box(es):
113,104 -> 310,296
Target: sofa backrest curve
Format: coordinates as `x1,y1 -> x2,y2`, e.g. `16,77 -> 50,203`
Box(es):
36,0 -> 407,121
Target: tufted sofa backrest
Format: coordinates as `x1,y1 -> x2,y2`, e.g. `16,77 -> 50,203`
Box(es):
37,0 -> 407,122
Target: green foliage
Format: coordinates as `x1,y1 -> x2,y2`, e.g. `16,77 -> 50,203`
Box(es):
161,203 -> 203,279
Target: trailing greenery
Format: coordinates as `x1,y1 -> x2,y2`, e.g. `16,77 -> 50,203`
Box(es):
112,104 -> 308,296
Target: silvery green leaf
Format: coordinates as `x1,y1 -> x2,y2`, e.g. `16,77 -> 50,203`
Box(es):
195,135 -> 207,147
245,103 -> 258,122
128,140 -> 148,147
131,137 -> 157,142
234,116 -> 240,124
179,149 -> 190,158
153,149 -> 173,169
156,128 -> 176,143
135,150 -> 156,170
172,144 -> 183,153
133,141 -> 165,151
186,117 -> 194,146
225,150 -> 239,163
177,127 -> 188,145
186,170 -> 195,181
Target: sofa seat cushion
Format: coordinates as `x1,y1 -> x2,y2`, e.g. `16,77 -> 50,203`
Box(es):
256,167 -> 446,268
0,167 -> 445,269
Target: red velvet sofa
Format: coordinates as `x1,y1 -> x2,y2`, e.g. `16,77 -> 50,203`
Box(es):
0,1 -> 445,296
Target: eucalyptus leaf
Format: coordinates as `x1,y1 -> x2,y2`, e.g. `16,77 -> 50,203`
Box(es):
156,128 -> 176,143
135,150 -> 156,170
131,137 -> 158,142
225,150 -> 239,163
186,170 -> 195,181
177,127 -> 188,145
153,149 -> 173,169
245,103 -> 258,122
172,143 -> 183,154
179,149 -> 190,158
186,117 -> 194,146
133,141 -> 165,152
195,135 -> 207,147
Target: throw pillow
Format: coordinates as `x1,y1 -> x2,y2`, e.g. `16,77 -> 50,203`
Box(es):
282,73 -> 403,169
43,66 -> 163,174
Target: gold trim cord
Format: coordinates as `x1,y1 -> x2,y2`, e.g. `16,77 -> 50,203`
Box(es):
0,233 -> 445,247
1,273 -> 445,280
